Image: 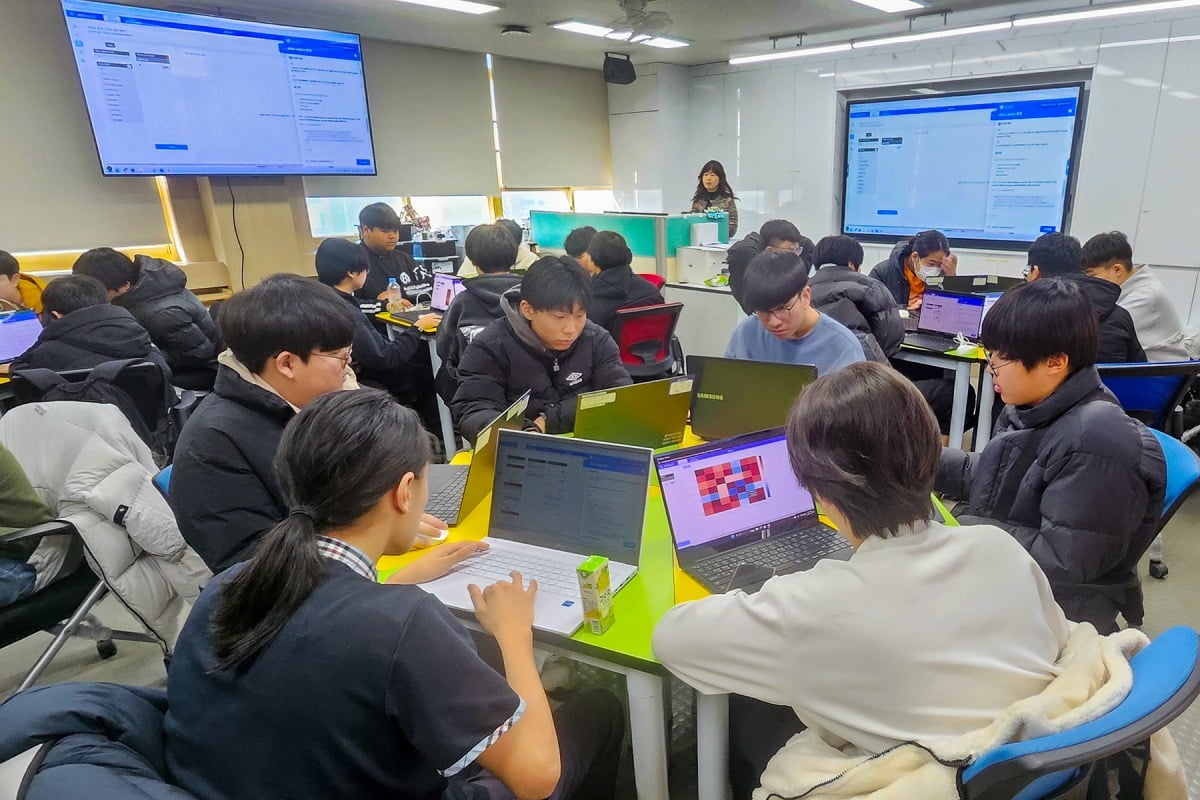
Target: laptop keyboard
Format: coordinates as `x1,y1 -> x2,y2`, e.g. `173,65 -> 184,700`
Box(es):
426,470 -> 468,523
691,527 -> 848,590
904,333 -> 961,353
452,548 -> 583,594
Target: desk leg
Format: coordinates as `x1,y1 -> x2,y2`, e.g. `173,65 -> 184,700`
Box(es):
626,671 -> 670,800
425,338 -> 458,458
974,369 -> 995,453
696,693 -> 730,800
948,362 -> 971,450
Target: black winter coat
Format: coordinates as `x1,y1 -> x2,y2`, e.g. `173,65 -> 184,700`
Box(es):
118,256 -> 220,381
169,365 -> 293,572
451,287 -> 632,444
1059,273 -> 1146,363
936,366 -> 1165,632
868,241 -> 913,307
808,264 -> 904,357
335,289 -> 421,396
11,304 -> 171,379
588,265 -> 665,334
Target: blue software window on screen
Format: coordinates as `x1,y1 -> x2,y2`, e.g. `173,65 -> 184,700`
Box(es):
842,84 -> 1083,246
61,0 -> 376,176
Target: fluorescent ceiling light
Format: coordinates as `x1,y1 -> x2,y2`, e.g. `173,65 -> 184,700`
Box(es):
605,30 -> 633,40
848,0 -> 926,11
552,20 -> 613,37
553,20 -> 688,47
392,0 -> 501,14
643,36 -> 690,48
1015,0 -> 1200,27
852,21 -> 1012,48
729,42 -> 852,65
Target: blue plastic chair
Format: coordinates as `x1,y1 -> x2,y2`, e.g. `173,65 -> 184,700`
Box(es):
1143,430 -> 1200,579
1097,360 -> 1200,436
152,465 -> 172,499
961,626 -> 1200,800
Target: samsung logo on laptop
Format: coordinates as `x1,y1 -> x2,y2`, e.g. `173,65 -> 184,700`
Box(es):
696,392 -> 724,401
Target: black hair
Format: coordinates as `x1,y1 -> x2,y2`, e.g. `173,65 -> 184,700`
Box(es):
1081,231 -> 1134,271
786,362 -> 939,539
0,251 -> 18,278
464,223 -> 519,274
72,247 -> 139,291
211,389 -> 432,671
497,219 -> 524,248
1027,232 -> 1082,276
759,219 -> 802,249
218,274 -> 357,374
896,230 -> 950,266
586,231 -> 632,271
980,277 -> 1098,371
358,202 -> 402,231
521,256 -> 592,312
692,160 -> 736,201
814,235 -> 864,270
314,238 -> 368,287
41,274 -> 109,317
742,251 -> 809,313
564,226 -> 598,258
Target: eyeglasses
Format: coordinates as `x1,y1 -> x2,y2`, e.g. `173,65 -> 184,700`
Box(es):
311,348 -> 353,368
755,297 -> 800,323
1022,265 -> 1034,279
983,349 -> 1016,377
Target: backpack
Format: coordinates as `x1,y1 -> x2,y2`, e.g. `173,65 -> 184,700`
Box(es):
12,359 -> 179,464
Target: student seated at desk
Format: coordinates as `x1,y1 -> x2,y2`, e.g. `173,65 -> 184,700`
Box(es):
725,219 -> 815,315
356,202 -> 434,305
72,247 -> 220,390
585,231 -> 664,334
451,257 -> 631,444
564,226 -> 598,274
653,362 -> 1070,800
0,250 -> 46,313
868,229 -> 958,313
725,251 -> 865,375
1082,230 -> 1188,361
165,389 -> 624,800
808,234 -> 904,358
937,278 -> 1165,633
1025,232 -> 1145,363
2,274 -> 170,379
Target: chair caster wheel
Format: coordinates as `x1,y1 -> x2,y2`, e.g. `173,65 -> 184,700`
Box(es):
96,640 -> 117,659
1149,560 -> 1168,580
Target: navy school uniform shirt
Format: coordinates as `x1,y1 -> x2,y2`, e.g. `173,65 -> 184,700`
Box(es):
164,558 -> 523,800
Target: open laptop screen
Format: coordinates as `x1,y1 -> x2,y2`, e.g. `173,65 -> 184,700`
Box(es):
490,430 -> 650,564
0,311 -> 42,363
655,429 -> 816,552
917,290 -> 986,338
431,273 -> 466,312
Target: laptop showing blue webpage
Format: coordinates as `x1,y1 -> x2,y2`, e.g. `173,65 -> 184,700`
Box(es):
0,311 -> 42,364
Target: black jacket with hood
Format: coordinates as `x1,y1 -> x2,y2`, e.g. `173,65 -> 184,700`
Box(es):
116,256 -> 220,383
726,231 -> 816,314
868,241 -> 914,307
936,366 -> 1165,632
588,265 -> 665,334
435,272 -> 523,403
335,288 -> 421,396
450,286 -> 632,444
808,264 -> 904,357
1059,273 -> 1146,363
11,304 -> 171,379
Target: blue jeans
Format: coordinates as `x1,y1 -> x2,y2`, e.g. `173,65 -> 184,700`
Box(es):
0,557 -> 36,608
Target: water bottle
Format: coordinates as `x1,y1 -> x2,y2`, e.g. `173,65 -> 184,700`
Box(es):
386,277 -> 405,314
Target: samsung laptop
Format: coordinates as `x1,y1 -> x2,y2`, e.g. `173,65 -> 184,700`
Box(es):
423,429 -> 652,635
903,289 -> 986,353
686,356 -> 817,441
390,273 -> 466,324
655,428 -> 852,594
424,392 -> 530,525
573,375 -> 693,450
0,311 -> 42,365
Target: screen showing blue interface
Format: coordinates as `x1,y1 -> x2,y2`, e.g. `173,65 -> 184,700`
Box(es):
62,0 -> 376,176
843,85 -> 1081,244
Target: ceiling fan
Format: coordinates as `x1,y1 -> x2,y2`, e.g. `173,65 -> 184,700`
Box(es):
605,0 -> 673,40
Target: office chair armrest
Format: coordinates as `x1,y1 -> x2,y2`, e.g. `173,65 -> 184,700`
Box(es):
171,389 -> 200,429
1,521 -> 78,544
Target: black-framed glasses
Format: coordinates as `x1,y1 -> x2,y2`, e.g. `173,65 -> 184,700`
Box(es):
983,349 -> 1016,376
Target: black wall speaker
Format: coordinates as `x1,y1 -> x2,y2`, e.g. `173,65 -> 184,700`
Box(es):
603,52 -> 636,85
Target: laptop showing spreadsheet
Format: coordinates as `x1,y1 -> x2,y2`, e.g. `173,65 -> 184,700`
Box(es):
655,428 -> 851,594
0,311 -> 42,364
422,430 -> 652,635
903,289 -> 987,352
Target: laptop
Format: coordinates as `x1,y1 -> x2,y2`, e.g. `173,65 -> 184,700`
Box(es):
573,375 -> 693,450
655,428 -> 852,594
424,391 -> 530,526
0,311 -> 42,365
422,429 -> 652,635
686,356 -> 817,441
928,274 -> 1024,294
389,273 -> 466,324
903,289 -> 986,352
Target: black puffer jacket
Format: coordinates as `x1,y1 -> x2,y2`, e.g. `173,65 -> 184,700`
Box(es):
808,264 -> 904,357
1059,273 -> 1146,363
868,241 -> 912,307
118,256 -> 220,378
936,367 -> 1165,632
11,304 -> 171,379
435,272 -> 523,403
588,265 -> 665,334
451,287 -> 632,444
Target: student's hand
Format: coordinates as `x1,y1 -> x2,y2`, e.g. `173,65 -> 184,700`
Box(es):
386,540 -> 489,585
417,313 -> 441,331
941,252 -> 959,276
0,363 -> 9,377
470,572 -> 537,644
419,512 -> 448,540
532,415 -> 547,433
908,295 -> 923,313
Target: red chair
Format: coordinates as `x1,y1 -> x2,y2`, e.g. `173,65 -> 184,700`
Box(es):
638,273 -> 666,291
610,302 -> 684,381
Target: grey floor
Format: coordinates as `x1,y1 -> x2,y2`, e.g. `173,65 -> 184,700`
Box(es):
2,498 -> 1198,797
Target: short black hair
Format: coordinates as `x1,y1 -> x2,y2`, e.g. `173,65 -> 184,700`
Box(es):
497,219 -> 523,247
760,219 -> 802,249
564,226 -> 598,258
465,223 -> 519,274
1028,232 -> 1083,276
41,274 -> 109,317
742,251 -> 809,313
814,235 -> 864,269
520,256 -> 592,312
358,202 -> 402,231
981,277 -> 1098,371
898,230 -> 950,264
314,238 -> 368,287
219,274 -> 357,374
72,247 -> 138,291
587,231 -> 632,271
0,250 -> 18,278
1081,231 -> 1134,271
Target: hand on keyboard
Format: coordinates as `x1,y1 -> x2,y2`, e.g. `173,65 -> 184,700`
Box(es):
386,541 -> 489,585
469,571 -> 537,642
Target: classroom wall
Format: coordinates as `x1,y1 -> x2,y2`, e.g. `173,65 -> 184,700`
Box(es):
610,11 -> 1200,325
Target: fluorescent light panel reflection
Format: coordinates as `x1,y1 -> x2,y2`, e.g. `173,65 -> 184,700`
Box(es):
852,21 -> 1013,48
729,42 -> 852,65
849,0 -> 925,11
392,0 -> 501,13
1015,0 -> 1200,26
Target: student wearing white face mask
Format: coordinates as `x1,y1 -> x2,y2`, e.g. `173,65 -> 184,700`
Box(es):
869,229 -> 958,314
